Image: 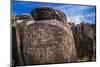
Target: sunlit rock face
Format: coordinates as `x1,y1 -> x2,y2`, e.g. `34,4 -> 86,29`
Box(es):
70,23 -> 96,61
12,7 -> 77,65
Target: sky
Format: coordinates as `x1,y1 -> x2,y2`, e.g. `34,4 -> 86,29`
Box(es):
12,0 -> 96,24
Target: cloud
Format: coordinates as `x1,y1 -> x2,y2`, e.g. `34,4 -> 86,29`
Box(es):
74,16 -> 83,24
67,15 -> 84,25
85,12 -> 95,17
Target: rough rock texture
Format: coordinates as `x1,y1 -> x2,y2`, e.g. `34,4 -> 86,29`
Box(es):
70,22 -> 96,61
12,7 -> 77,66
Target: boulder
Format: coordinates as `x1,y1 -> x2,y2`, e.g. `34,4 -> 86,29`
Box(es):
31,7 -> 67,23
70,22 -> 96,61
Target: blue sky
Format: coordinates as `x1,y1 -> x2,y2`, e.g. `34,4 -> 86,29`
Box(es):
12,0 -> 96,24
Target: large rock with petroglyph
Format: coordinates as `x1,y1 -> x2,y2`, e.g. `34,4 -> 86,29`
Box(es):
12,7 -> 77,65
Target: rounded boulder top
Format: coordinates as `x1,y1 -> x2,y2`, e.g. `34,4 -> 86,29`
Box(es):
31,7 -> 67,23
